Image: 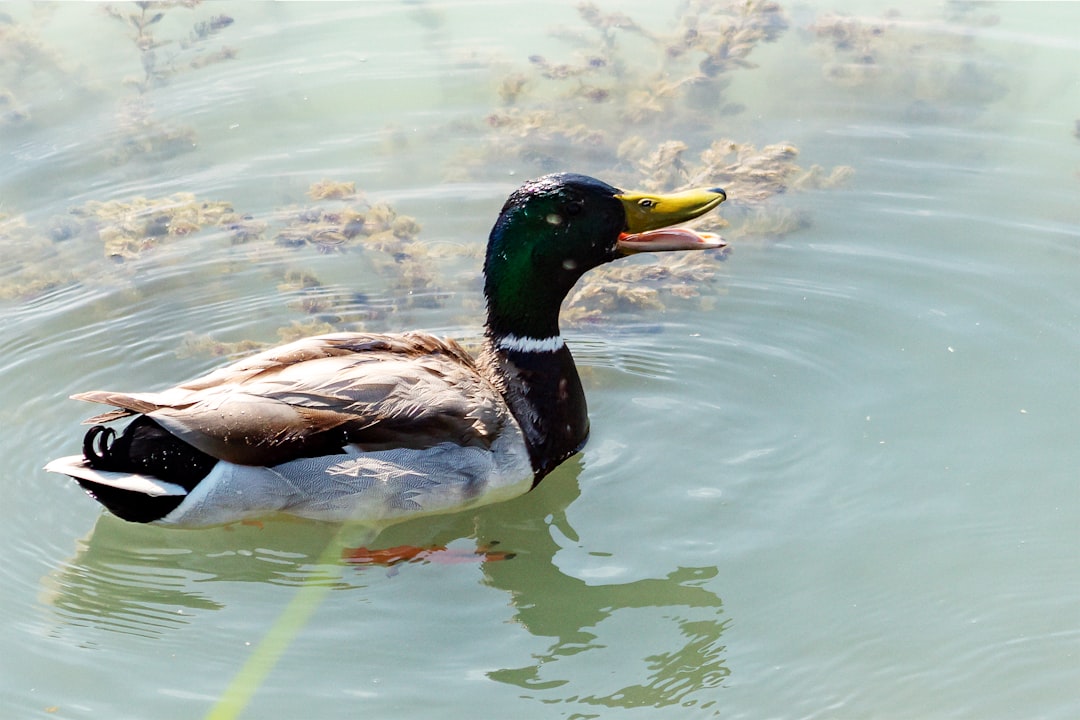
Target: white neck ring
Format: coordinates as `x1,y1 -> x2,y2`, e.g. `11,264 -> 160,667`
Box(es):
495,333 -> 566,353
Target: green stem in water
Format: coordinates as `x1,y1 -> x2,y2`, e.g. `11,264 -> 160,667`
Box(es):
204,527 -> 353,720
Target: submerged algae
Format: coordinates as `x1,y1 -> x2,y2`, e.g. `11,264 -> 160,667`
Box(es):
0,8 -> 96,128
450,1 -> 796,180
0,181 -> 424,340
103,1 -> 236,164
806,6 -> 1006,121
447,0 -> 849,254
3,2 -> 863,351
0,214 -> 81,300
71,193 -> 239,261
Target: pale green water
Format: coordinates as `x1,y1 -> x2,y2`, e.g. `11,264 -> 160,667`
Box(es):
2,2 -> 1078,719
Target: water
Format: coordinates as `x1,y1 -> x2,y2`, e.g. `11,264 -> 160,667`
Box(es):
2,2 -> 1078,718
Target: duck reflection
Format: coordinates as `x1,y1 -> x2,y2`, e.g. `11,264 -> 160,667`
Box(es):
43,457 -> 729,709
466,458 -> 731,710
40,515 -> 362,639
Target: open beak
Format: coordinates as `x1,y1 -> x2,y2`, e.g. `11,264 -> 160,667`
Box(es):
615,186 -> 727,254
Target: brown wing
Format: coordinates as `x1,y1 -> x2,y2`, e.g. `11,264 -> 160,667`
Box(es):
72,332 -> 509,466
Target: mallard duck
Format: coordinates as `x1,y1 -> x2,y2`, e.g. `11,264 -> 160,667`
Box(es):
45,173 -> 726,528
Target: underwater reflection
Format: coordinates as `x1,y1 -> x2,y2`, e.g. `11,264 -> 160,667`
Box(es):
471,459 -> 731,711
43,459 -> 729,710
40,514 -> 362,639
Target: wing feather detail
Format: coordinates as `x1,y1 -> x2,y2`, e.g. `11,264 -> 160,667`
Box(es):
71,333 -> 509,466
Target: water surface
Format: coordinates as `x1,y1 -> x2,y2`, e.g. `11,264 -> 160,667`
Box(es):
2,2 -> 1077,718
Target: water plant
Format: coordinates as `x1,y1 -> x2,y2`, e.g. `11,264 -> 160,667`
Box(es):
437,1 -> 852,330
451,0 -> 795,181
72,193 -> 239,261
0,1 -> 856,346
806,6 -> 1007,122
0,7 -> 93,128
103,1 -> 236,163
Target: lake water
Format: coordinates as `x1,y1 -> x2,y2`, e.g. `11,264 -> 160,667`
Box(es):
2,1 -> 1077,718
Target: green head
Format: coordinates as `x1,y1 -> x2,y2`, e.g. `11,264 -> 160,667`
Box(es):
483,173 -> 727,342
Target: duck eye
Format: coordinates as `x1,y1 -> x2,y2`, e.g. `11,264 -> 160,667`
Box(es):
638,198 -> 657,208
565,201 -> 583,215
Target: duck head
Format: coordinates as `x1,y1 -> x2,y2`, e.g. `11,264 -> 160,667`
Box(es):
484,172 -> 727,341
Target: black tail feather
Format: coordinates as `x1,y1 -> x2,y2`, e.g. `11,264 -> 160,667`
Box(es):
77,416 -> 217,524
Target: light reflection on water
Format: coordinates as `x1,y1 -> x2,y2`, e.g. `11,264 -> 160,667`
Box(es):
2,1 -> 1078,719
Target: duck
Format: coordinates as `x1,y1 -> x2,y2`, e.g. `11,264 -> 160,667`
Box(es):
44,173 -> 726,528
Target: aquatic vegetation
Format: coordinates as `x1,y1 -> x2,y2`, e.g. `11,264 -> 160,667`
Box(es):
618,137 -> 850,204
562,251 -> 724,329
176,332 -> 267,359
271,185 -> 442,318
103,2 -> 234,94
806,6 -> 1007,121
103,1 -> 236,163
274,187 -> 420,256
307,180 -> 360,202
275,268 -> 375,326
2,2 -> 852,338
447,1 -> 848,219
226,217 -> 268,245
69,193 -> 239,261
274,318 -> 341,343
0,174 -> 442,352
0,7 -> 94,127
454,0 -> 792,178
274,207 -> 362,252
1,2 -> 857,347
436,1 -> 852,329
0,87 -> 29,126
663,0 -> 788,76
0,214 -> 81,300
109,100 -> 199,165
177,320 -> 338,359
539,134 -> 847,328
1,191 -> 251,301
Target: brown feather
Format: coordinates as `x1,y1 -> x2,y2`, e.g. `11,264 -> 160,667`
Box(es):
72,332 -> 510,466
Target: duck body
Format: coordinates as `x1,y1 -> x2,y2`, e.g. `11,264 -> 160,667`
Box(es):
47,332 -> 536,526
45,174 -> 726,527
